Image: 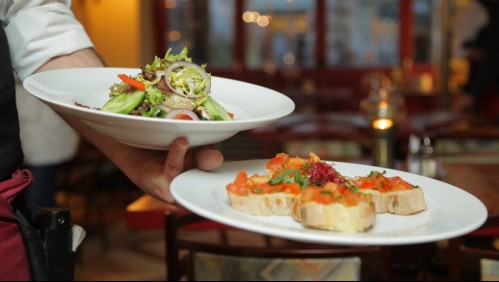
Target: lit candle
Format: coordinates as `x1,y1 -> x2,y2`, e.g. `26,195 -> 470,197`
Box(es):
372,118 -> 394,130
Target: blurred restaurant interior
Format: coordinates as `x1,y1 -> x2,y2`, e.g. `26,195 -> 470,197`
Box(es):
51,0 -> 499,280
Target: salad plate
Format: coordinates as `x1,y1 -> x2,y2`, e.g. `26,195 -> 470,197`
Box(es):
23,68 -> 295,149
171,159 -> 487,246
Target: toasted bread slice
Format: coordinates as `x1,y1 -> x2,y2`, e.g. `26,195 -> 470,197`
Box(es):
296,201 -> 375,233
227,191 -> 298,216
357,189 -> 390,213
352,172 -> 427,215
292,183 -> 375,233
360,188 -> 426,215
388,188 -> 426,215
226,170 -> 301,216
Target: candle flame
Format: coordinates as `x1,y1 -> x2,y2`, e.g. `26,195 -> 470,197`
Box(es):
372,118 -> 393,130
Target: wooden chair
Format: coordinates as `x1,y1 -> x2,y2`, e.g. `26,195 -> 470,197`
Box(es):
165,212 -> 391,281
448,216 -> 499,280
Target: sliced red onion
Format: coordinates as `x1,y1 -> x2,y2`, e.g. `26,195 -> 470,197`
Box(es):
158,104 -> 172,112
164,61 -> 211,98
164,109 -> 200,120
148,70 -> 166,84
155,69 -> 166,78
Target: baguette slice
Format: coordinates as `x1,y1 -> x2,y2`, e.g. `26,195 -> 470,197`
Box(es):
388,188 -> 426,215
352,172 -> 427,215
360,188 -> 427,215
292,183 -> 375,233
296,201 -> 375,233
357,189 -> 390,213
227,191 -> 298,216
225,170 -> 302,216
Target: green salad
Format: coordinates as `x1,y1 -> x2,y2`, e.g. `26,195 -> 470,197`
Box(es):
101,47 -> 233,121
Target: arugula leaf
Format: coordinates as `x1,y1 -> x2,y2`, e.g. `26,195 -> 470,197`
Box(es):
268,169 -> 296,184
269,169 -> 311,189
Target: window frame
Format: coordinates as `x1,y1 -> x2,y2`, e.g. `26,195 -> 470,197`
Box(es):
155,0 -> 442,112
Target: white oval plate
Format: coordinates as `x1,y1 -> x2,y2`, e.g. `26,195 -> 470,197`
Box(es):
171,160 -> 488,246
23,68 -> 295,150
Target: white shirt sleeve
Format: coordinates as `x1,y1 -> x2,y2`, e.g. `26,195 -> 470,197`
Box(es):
1,0 -> 94,80
15,74 -> 80,165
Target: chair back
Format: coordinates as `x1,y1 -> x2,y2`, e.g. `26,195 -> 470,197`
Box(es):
165,212 -> 390,281
448,216 -> 499,280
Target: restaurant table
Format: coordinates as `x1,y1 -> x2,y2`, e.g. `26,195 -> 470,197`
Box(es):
247,111 -> 499,158
439,161 -> 499,218
248,111 -> 470,137
247,111 -> 499,167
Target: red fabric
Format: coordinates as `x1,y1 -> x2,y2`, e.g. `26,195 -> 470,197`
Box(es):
0,169 -> 33,280
469,226 -> 499,237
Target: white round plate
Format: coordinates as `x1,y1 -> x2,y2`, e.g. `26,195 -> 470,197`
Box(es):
171,160 -> 487,246
23,68 -> 295,150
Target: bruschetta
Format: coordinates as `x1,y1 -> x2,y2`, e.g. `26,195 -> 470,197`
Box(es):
293,183 -> 375,233
226,170 -> 301,216
226,152 -> 319,216
352,171 -> 427,215
225,152 -> 426,233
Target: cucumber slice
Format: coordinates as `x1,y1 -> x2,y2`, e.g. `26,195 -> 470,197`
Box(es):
101,90 -> 146,114
202,96 -> 232,121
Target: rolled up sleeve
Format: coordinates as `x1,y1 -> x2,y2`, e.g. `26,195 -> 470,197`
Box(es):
4,1 -> 94,80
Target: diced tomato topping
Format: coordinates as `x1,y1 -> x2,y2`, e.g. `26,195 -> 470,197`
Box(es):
227,152 -> 416,210
354,178 -> 378,190
265,154 -> 288,172
226,171 -> 249,196
354,172 -> 413,192
388,176 -> 414,191
226,169 -> 303,196
301,183 -> 371,206
176,114 -> 193,120
284,157 -> 308,169
280,183 -> 302,195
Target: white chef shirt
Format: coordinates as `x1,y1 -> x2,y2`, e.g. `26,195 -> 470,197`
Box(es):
1,0 -> 95,165
15,74 -> 81,165
0,0 -> 94,80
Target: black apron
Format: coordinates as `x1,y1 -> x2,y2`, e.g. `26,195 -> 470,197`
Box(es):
0,24 -> 24,181
0,25 -> 77,282
0,24 -> 34,281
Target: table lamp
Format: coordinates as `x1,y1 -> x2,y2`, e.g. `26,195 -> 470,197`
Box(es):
360,83 -> 406,168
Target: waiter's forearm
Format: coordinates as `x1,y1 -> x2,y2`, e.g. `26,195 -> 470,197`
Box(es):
35,48 -> 105,72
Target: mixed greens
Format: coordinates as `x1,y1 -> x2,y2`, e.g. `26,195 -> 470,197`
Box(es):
101,47 -> 233,121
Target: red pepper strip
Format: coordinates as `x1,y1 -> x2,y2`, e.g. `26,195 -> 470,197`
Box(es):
228,112 -> 234,119
117,74 -> 146,91
176,114 -> 193,120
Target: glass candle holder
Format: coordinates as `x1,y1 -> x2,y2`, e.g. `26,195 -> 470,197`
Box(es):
360,85 -> 406,168
360,86 -> 406,127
